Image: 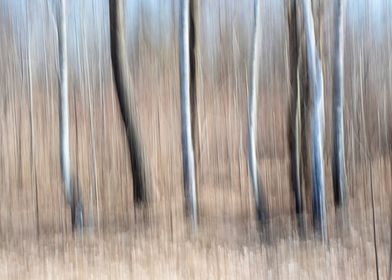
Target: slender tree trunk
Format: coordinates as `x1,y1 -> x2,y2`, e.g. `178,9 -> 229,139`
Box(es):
190,0 -> 200,179
332,0 -> 346,208
179,0 -> 198,228
288,0 -> 303,236
58,0 -> 71,208
58,0 -> 83,231
247,0 -> 267,227
302,0 -> 327,241
109,0 -> 149,204
287,0 -> 305,237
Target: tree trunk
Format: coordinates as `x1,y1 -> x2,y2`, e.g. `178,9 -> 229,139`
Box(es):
287,0 -> 305,237
179,0 -> 198,228
302,0 -> 327,241
58,0 -> 83,231
109,0 -> 149,204
189,0 -> 200,182
332,0 -> 346,208
247,0 -> 268,227
58,0 -> 71,208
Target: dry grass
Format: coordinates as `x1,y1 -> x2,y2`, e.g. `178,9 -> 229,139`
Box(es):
0,82 -> 391,278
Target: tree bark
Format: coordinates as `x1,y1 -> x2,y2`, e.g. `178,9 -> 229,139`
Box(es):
57,0 -> 84,231
287,0 -> 304,236
179,0 -> 198,227
189,0 -> 200,179
247,0 -> 267,227
302,0 -> 327,241
58,0 -> 71,208
109,0 -> 149,204
332,0 -> 346,208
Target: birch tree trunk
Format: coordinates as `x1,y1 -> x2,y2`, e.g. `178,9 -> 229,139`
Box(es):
302,0 -> 327,241
57,0 -> 84,230
332,0 -> 346,208
179,0 -> 198,228
58,0 -> 71,209
109,0 -> 149,204
247,0 -> 267,227
57,0 -> 83,230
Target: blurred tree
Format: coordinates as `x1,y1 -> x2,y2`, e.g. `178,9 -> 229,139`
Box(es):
179,0 -> 198,228
109,0 -> 150,204
57,0 -> 83,230
332,0 -> 347,209
287,0 -> 328,240
247,0 -> 268,230
302,0 -> 327,241
287,0 -> 306,237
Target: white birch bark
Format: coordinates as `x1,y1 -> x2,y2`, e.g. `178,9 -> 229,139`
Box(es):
302,0 -> 327,240
58,0 -> 72,206
179,0 -> 198,228
247,0 -> 267,224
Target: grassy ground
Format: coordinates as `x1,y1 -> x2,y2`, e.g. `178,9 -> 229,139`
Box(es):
0,66 -> 390,279
0,69 -> 391,279
0,168 -> 390,280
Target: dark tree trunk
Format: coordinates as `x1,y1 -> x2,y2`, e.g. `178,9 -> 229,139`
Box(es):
332,0 -> 347,208
109,0 -> 149,204
287,0 -> 305,237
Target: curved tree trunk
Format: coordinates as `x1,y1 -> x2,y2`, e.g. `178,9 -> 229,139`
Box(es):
109,0 -> 149,204
302,0 -> 327,241
179,0 -> 198,228
58,0 -> 83,230
247,0 -> 267,227
332,0 -> 346,208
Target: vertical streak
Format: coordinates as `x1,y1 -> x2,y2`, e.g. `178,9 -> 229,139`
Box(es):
80,4 -> 98,228
179,0 -> 198,228
58,0 -> 72,205
332,0 -> 347,207
388,2 -> 392,280
287,0 -> 304,235
27,0 -> 39,237
189,0 -> 200,174
87,55 -> 98,229
93,0 -> 102,230
247,0 -> 266,224
109,0 -> 149,204
302,0 -> 327,240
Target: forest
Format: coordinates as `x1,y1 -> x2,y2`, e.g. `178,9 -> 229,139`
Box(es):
0,0 -> 391,279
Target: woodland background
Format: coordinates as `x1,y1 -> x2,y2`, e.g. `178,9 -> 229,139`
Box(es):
0,0 -> 391,278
